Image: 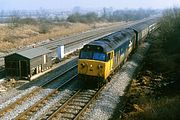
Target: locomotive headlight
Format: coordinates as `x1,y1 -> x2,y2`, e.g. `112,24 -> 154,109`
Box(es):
81,63 -> 85,68
97,64 -> 103,69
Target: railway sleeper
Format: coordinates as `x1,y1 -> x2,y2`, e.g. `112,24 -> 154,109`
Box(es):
69,102 -> 85,107
66,105 -> 82,110
63,108 -> 79,114
73,99 -> 89,103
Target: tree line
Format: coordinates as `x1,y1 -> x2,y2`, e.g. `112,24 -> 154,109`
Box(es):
159,7 -> 180,54
0,9 -> 159,24
67,9 -> 158,23
0,8 -> 159,33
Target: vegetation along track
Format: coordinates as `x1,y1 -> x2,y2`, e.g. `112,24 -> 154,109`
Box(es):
0,64 -> 77,118
40,84 -> 106,120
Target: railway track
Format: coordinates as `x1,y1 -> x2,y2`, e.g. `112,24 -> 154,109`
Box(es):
41,22 -> 133,50
0,17 -> 158,120
39,18 -> 152,51
41,84 -> 106,120
15,74 -> 77,119
0,64 -> 77,118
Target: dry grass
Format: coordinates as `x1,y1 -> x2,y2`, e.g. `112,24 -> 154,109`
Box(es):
123,96 -> 180,120
0,22 -> 121,52
142,97 -> 180,120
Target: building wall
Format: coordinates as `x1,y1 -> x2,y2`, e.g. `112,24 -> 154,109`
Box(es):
30,53 -> 52,76
5,52 -> 52,79
5,54 -> 30,78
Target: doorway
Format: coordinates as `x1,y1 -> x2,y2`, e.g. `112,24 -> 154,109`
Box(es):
19,61 -> 28,78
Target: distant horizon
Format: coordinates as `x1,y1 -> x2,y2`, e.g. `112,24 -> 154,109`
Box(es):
0,0 -> 180,11
0,7 -> 177,12
0,7 -> 163,12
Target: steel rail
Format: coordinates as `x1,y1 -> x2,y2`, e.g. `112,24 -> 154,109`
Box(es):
46,90 -> 81,120
45,84 -> 106,120
0,64 -> 77,117
73,84 -> 106,120
15,74 -> 78,120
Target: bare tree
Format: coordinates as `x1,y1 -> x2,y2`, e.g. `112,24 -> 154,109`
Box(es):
8,10 -> 20,28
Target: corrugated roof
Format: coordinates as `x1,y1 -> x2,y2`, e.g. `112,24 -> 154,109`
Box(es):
16,47 -> 51,59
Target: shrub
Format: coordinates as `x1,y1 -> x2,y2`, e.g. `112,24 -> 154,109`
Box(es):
159,8 -> 180,54
38,23 -> 50,34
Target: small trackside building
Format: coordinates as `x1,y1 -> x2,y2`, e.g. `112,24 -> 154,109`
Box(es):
5,47 -> 52,80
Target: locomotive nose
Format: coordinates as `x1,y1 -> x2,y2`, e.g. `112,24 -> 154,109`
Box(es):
78,60 -> 105,78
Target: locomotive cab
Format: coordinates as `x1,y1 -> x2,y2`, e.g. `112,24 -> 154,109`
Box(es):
78,44 -> 113,83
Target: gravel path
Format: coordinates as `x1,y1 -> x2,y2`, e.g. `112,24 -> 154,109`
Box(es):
82,43 -> 150,120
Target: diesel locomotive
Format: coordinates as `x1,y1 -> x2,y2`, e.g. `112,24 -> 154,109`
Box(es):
78,18 -> 158,84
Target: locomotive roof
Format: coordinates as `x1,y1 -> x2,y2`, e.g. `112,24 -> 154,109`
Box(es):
85,28 -> 134,52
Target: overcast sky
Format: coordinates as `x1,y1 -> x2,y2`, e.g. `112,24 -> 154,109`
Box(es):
0,0 -> 180,10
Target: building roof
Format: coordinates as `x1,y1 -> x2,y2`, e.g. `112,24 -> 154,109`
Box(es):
16,47 -> 51,59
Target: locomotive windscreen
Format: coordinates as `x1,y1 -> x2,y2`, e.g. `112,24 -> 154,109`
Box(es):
83,45 -> 104,52
79,51 -> 106,61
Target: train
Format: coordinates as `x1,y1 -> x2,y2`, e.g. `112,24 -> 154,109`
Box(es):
78,18 -> 159,85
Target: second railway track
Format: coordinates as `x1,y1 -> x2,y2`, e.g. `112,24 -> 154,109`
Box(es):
15,73 -> 77,120
0,63 -> 77,119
